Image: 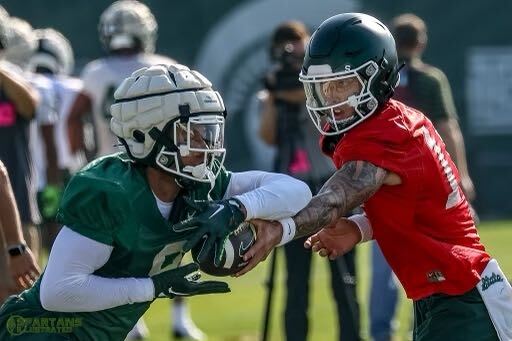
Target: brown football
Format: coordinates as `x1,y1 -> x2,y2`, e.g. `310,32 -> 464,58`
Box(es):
191,221 -> 257,276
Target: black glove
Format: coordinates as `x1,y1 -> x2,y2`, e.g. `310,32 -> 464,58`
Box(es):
173,198 -> 246,266
151,263 -> 230,299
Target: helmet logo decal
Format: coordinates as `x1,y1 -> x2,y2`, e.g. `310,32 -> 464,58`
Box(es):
344,65 -> 352,71
365,64 -> 377,76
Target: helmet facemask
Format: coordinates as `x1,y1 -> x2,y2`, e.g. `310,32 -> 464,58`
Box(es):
154,113 -> 226,189
300,60 -> 382,135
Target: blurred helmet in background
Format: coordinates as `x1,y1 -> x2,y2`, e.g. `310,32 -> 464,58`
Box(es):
3,17 -> 37,67
0,6 -> 9,52
98,0 -> 157,54
28,28 -> 74,76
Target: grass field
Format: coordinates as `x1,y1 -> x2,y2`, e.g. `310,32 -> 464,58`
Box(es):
144,220 -> 512,341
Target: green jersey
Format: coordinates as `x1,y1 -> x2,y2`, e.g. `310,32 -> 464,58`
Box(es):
0,153 -> 231,340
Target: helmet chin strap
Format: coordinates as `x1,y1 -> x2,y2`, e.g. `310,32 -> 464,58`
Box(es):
182,164 -> 216,191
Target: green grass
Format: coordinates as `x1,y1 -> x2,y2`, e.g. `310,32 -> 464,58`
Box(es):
144,220 -> 512,341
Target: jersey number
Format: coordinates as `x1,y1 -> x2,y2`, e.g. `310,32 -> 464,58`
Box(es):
421,127 -> 462,209
148,241 -> 186,276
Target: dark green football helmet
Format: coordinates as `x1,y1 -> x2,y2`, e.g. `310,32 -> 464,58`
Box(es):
299,13 -> 400,135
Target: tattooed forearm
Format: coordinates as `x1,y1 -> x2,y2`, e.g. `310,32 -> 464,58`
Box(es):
293,160 -> 387,239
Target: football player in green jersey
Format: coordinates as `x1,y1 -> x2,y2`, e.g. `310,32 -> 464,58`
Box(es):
0,64 -> 312,340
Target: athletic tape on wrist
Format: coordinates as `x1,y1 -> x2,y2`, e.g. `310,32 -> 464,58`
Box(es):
348,214 -> 373,243
277,217 -> 296,246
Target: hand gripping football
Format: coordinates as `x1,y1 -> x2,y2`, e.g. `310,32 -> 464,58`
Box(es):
191,221 -> 256,276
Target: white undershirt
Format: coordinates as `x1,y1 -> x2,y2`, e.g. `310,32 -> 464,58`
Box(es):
39,170 -> 311,311
152,191 -> 173,219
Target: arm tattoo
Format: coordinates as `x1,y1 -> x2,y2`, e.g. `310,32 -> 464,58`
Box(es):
293,160 -> 387,239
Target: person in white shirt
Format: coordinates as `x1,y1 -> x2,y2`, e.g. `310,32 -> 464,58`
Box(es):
68,0 -> 176,159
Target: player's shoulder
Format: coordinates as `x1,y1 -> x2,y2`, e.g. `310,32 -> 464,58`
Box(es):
61,154 -> 146,212
0,60 -> 24,75
411,61 -> 448,85
26,72 -> 52,89
55,75 -> 83,90
347,100 -> 424,145
81,58 -> 111,77
57,154 -> 145,242
140,53 -> 177,66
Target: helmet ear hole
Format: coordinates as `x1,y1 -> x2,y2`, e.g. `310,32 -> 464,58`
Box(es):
133,130 -> 145,142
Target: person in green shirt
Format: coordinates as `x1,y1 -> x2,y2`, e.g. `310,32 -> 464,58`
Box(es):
0,63 -> 312,340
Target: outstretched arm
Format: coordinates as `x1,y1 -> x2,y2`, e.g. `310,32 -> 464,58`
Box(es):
236,160 -> 389,276
293,160 -> 387,239
174,170 -> 312,266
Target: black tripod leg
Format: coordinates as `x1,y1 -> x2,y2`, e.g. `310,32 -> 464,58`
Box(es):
334,253 -> 361,341
261,249 -> 278,341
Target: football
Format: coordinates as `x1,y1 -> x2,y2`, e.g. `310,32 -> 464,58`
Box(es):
191,221 -> 257,276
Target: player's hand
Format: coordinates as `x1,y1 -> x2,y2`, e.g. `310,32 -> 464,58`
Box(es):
304,218 -> 360,260
173,198 -> 246,266
234,218 -> 283,277
151,263 -> 230,299
9,247 -> 41,291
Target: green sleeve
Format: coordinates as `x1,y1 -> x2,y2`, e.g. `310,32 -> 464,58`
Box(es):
56,173 -> 128,245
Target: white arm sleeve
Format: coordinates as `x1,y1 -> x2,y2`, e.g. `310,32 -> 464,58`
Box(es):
224,171 -> 312,220
40,227 -> 155,312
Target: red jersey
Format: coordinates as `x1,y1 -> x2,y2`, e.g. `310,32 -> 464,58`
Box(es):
322,99 -> 490,300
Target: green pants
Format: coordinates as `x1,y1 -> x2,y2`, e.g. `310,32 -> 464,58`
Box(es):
413,287 -> 499,341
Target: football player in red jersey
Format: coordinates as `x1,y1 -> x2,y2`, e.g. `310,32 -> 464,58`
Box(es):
207,13 -> 511,341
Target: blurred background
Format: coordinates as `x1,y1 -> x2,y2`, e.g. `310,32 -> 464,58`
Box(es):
1,0 -> 511,340
3,0 -> 511,219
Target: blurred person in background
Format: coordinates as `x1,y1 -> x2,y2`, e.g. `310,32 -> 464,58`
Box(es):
0,7 -> 41,271
4,16 -> 67,257
67,0 -> 176,160
0,160 -> 41,305
27,28 -> 84,250
259,21 -> 360,341
66,2 -> 203,339
392,13 -> 475,202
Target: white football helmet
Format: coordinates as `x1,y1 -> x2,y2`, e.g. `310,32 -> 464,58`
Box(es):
3,17 -> 37,67
0,7 -> 9,51
98,0 -> 157,53
28,28 -> 74,76
110,64 -> 227,187
0,6 -> 8,19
